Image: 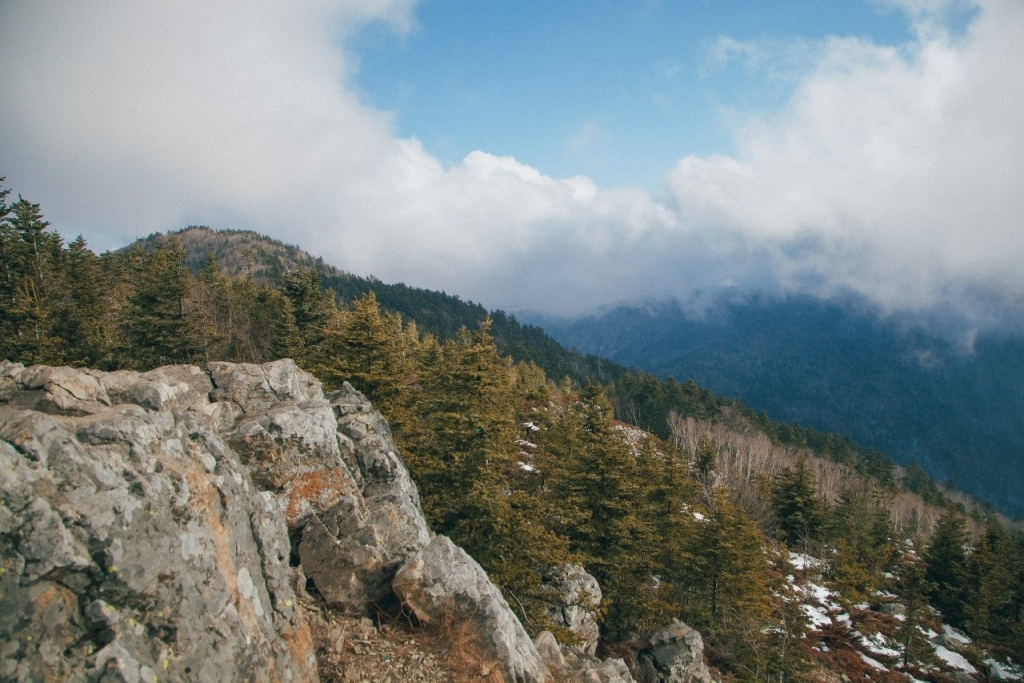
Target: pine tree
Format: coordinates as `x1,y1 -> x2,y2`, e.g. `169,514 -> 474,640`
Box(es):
0,194 -> 65,364
54,235 -> 108,366
894,552 -> 932,670
121,237 -> 203,369
281,269 -> 337,356
679,487 -> 770,633
311,292 -> 416,422
270,292 -> 304,361
923,508 -> 969,627
772,453 -> 825,552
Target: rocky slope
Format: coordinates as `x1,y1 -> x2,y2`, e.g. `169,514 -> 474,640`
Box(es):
1,359 -> 693,682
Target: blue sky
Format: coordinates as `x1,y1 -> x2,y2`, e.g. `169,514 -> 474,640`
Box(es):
0,1 -> 1021,325
353,1 -> 917,187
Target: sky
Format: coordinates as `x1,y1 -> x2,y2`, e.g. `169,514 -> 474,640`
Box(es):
1,0 -> 1022,325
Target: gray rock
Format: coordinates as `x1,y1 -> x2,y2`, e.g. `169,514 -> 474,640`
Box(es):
636,619 -> 715,683
878,602 -> 906,617
100,364 -> 213,413
209,366 -> 430,614
534,630 -> 636,683
540,564 -> 603,655
1,367 -> 317,682
393,535 -> 551,683
7,364 -> 111,415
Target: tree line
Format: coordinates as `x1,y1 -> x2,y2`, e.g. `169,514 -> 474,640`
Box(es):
2,181 -> 1022,680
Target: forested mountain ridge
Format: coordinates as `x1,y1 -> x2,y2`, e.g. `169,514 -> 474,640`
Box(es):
3,185 -> 1023,681
528,297 -> 1024,518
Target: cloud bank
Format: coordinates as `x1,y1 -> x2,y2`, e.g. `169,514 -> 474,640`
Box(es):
1,0 -> 1022,324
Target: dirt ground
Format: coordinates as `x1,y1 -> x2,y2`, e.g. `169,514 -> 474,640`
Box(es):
300,593 -> 506,683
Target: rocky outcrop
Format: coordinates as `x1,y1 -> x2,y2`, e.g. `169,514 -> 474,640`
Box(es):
534,631 -> 636,683
393,535 -> 551,683
0,360 -> 316,682
1,358 -> 554,683
636,619 -> 716,683
539,564 -> 603,655
206,362 -> 432,614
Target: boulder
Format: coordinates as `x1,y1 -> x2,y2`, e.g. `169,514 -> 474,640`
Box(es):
3,362 -> 111,416
539,564 -> 603,655
393,535 -> 551,683
0,375 -> 316,682
534,631 -> 636,683
636,619 -> 715,683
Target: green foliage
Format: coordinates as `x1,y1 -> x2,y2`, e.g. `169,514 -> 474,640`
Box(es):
827,488 -> 898,605
893,552 -> 933,669
772,453 -> 826,552
120,238 -> 205,369
923,509 -> 969,627
0,189 -> 65,364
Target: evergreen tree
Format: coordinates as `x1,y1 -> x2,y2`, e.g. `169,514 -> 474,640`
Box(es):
0,195 -> 65,364
894,552 -> 932,670
281,269 -> 337,357
923,509 -> 969,627
772,453 -> 825,552
121,237 -> 203,369
54,235 -> 108,366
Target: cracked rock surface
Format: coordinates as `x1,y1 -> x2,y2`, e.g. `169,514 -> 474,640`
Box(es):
0,359 -> 319,682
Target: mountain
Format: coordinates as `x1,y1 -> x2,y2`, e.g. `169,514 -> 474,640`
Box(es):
141,226 -> 625,387
525,296 -> 1024,517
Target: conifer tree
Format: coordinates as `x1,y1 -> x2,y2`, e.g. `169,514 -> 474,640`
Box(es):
772,453 -> 825,552
281,269 -> 337,356
923,508 -> 969,627
121,237 -> 203,369
0,194 -> 65,364
311,292 -> 416,424
55,235 -> 108,366
894,553 -> 931,670
680,487 -> 770,633
270,292 -> 304,361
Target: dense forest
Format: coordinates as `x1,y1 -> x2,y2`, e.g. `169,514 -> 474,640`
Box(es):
3,181 -> 1023,681
530,298 -> 1024,517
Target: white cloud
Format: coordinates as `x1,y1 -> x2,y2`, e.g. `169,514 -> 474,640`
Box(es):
1,0 -> 1022,324
670,0 -> 1024,317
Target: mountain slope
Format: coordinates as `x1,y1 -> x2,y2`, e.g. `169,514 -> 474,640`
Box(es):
528,296 -> 1024,517
142,226 -> 625,387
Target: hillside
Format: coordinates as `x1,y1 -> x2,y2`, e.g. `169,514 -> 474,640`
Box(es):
528,297 -> 1024,518
4,191 -> 1023,680
141,226 -> 624,387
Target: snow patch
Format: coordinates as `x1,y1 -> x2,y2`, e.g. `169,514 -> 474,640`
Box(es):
987,658 -> 1024,681
858,652 -> 889,671
788,552 -> 821,570
935,645 -> 978,674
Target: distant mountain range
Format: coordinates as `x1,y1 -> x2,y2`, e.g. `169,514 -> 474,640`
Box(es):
524,296 -> 1024,517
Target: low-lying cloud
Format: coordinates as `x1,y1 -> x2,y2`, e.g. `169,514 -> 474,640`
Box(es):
1,0 -> 1021,325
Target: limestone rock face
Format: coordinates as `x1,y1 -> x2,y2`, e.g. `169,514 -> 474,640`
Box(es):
393,535 -> 551,683
539,564 -> 603,655
534,631 -> 636,683
636,619 -> 716,683
0,360 -> 317,683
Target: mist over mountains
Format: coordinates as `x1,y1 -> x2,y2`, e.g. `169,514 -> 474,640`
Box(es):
526,294 -> 1024,517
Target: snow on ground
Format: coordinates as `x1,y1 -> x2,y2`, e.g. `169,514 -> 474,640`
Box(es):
943,624 -> 971,645
935,645 -> 978,674
788,552 -> 822,570
856,630 -> 901,659
858,652 -> 889,671
802,604 -> 833,629
987,658 -> 1024,681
